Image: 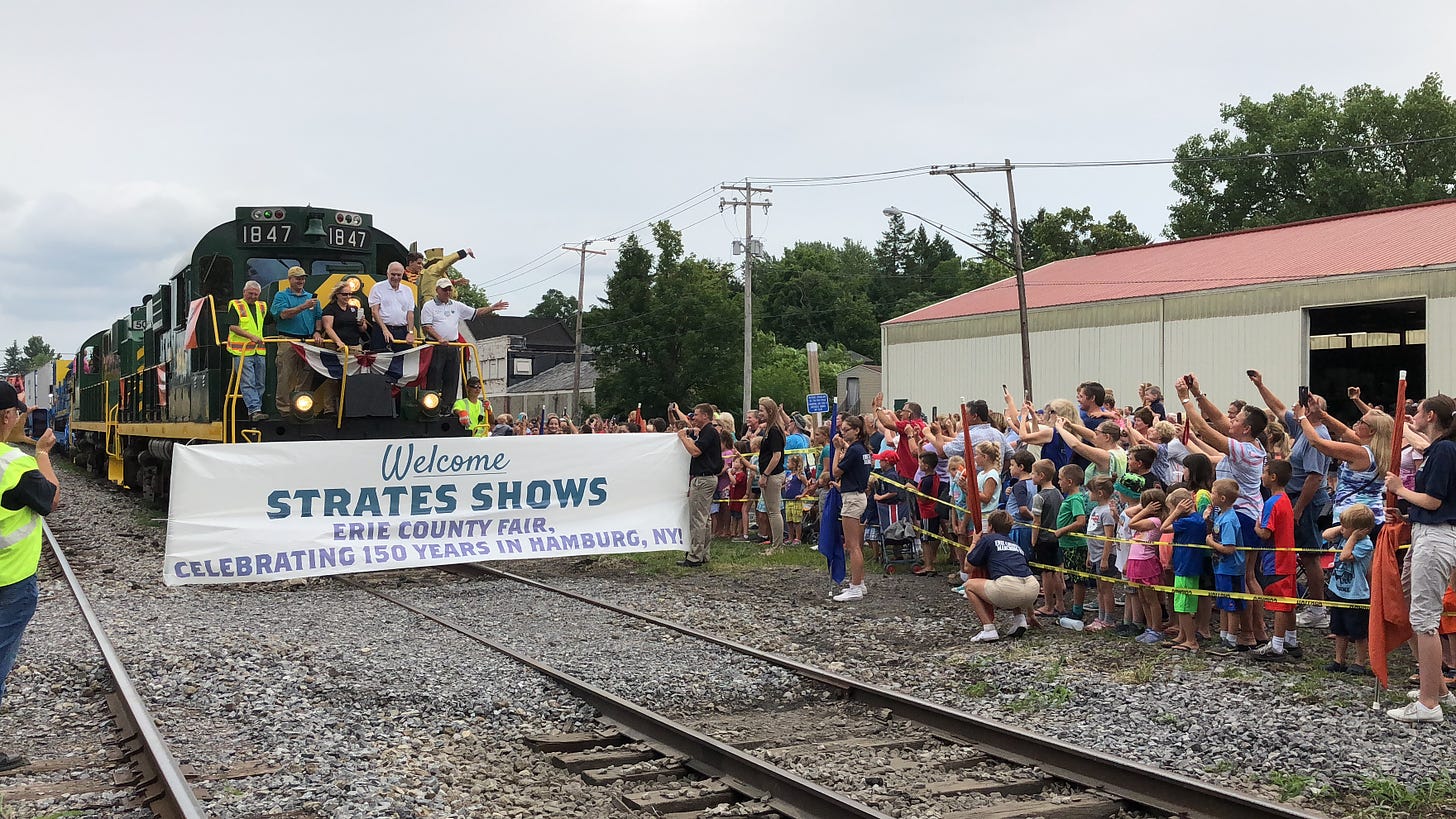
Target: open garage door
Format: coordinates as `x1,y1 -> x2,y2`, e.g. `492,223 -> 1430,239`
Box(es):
1307,299 -> 1425,422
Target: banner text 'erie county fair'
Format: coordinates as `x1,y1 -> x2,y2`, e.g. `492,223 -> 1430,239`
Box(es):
163,434 -> 690,585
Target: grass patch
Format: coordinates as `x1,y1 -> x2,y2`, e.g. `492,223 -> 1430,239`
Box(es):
131,506 -> 167,530
1356,774 -> 1456,818
1152,710 -> 1180,726
1115,658 -> 1157,685
1039,655 -> 1066,682
1269,771 -> 1314,801
1207,759 -> 1236,775
963,681 -> 992,698
591,538 -> 826,576
1286,674 -> 1324,704
1008,684 -> 1073,713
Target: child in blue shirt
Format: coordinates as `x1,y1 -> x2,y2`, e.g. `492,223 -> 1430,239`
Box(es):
1206,478 -> 1252,650
1324,503 -> 1376,674
1161,488 -> 1205,651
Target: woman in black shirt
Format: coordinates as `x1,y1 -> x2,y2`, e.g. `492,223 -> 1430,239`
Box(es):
322,284 -> 370,351
832,414 -> 872,601
757,397 -> 788,550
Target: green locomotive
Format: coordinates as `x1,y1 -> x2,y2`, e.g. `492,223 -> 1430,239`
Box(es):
69,206 -> 471,502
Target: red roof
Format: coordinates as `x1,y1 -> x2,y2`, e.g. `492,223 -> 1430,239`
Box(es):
887,199 -> 1456,325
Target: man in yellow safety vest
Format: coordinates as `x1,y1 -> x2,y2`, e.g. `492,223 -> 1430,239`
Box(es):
0,380 -> 60,772
453,377 -> 491,437
227,280 -> 269,422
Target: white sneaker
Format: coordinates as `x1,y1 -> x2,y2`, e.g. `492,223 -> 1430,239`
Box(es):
1295,607 -> 1330,629
832,584 -> 865,602
1407,689 -> 1456,708
970,628 -> 1000,643
1388,700 -> 1445,723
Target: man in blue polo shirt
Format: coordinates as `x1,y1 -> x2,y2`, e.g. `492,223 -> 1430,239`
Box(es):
269,266 -> 322,416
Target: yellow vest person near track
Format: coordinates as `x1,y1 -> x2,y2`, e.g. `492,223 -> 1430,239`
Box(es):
0,380 -> 61,773
453,377 -> 491,437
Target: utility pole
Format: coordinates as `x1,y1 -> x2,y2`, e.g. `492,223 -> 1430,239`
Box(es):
563,239 -> 608,420
721,180 -> 772,423
928,161 -> 1033,403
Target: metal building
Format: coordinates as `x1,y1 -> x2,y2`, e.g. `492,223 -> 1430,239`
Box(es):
881,200 -> 1456,418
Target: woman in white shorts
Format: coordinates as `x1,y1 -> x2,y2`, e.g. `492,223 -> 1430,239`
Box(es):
1386,395 -> 1456,723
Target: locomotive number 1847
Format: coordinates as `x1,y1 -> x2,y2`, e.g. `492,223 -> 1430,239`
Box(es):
239,223 -> 294,245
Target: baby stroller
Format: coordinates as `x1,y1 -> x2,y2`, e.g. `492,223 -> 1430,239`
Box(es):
880,510 -> 919,575
800,493 -> 820,545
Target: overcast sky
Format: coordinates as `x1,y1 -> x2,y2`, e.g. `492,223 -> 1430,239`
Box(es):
4,1 -> 1454,356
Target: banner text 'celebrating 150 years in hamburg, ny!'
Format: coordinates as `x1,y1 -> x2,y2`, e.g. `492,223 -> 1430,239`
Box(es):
163,434 -> 691,585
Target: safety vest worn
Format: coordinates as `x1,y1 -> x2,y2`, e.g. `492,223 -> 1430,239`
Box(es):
0,444 -> 44,588
452,397 -> 490,437
227,298 -> 268,357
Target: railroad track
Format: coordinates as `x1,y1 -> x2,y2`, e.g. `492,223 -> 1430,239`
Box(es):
344,564 -> 1326,819
0,523 -> 207,818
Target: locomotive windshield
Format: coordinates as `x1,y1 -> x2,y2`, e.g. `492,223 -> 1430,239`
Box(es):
245,258 -> 302,286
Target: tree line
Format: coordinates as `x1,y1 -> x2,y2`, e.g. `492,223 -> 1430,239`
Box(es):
3,337 -> 57,376
510,75 -> 1456,417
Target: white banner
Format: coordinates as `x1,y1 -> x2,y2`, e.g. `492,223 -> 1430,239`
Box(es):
163,434 -> 691,585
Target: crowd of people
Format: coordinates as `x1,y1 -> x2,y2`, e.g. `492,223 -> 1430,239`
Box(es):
673,374 -> 1456,724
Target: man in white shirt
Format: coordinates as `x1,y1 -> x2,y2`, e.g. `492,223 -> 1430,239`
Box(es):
368,262 -> 417,349
420,278 -> 508,410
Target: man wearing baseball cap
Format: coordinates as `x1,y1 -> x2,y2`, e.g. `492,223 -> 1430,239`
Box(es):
419,278 -> 508,411
0,380 -> 60,772
453,377 -> 491,437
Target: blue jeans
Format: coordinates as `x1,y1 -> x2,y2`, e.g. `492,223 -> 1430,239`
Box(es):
234,355 -> 265,414
0,575 -> 38,704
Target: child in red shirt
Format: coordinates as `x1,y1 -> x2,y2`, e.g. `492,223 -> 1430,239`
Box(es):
728,457 -> 751,540
1254,460 -> 1300,661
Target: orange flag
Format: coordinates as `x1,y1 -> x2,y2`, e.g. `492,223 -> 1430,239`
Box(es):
1368,532 -> 1412,688
1368,372 -> 1411,689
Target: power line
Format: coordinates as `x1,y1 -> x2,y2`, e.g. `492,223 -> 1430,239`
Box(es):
752,165 -> 937,183
954,134 -> 1456,171
599,184 -> 722,240
764,169 -> 932,188
477,249 -> 573,289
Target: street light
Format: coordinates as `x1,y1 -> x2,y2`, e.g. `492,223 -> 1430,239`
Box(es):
883,205 -> 1034,402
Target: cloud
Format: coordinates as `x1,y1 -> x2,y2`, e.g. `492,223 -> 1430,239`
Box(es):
0,183 -> 222,354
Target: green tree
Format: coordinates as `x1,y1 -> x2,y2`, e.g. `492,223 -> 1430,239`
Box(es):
527,288 -> 579,323
585,223 -> 742,417
1019,207 -> 1150,268
2,341 -> 23,375
438,266 -> 492,308
752,240 -> 879,356
870,211 -> 913,321
751,330 -> 854,411
22,336 -> 56,370
1167,73 -> 1456,238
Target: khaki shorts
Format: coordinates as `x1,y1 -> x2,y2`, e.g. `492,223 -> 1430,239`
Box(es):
1406,523 -> 1456,634
981,574 -> 1041,610
840,491 -> 867,520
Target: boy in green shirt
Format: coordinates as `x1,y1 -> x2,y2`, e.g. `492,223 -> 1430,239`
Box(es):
1054,464 -> 1091,620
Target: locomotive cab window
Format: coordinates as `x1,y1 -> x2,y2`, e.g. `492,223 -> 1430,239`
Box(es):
171,272 -> 189,330
198,255 -> 234,304
246,257 -> 302,289
312,260 -> 366,279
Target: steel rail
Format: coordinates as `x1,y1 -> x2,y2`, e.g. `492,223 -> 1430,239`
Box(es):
338,577 -> 893,819
42,522 -> 209,819
460,564 -> 1326,819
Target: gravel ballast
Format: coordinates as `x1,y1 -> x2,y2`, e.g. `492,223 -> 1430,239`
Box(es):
501,554 -> 1456,816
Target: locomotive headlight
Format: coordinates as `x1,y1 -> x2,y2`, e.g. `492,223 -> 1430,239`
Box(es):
420,391 -> 441,411
292,392 -> 315,413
